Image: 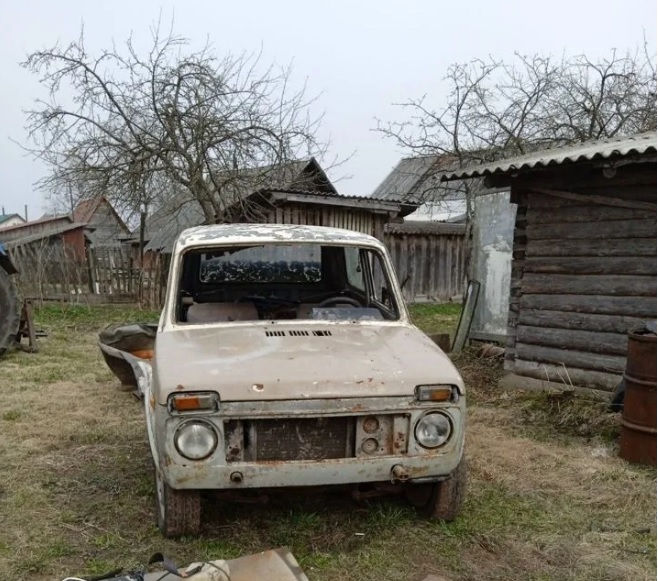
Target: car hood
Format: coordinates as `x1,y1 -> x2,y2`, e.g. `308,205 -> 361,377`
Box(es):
153,323 -> 463,404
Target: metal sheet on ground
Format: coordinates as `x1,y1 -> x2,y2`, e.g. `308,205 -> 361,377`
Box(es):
141,548 -> 308,581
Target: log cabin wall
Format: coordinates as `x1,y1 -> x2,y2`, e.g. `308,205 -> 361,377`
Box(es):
506,162 -> 657,391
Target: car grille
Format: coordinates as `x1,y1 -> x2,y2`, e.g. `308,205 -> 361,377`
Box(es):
225,417 -> 354,462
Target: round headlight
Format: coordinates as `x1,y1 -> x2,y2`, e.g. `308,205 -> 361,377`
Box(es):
414,412 -> 452,448
175,420 -> 218,460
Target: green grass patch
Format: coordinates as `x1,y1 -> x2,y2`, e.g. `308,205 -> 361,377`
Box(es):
0,304 -> 655,580
409,302 -> 462,336
34,303 -> 160,331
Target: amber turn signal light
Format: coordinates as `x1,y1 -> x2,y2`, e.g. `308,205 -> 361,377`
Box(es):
169,392 -> 219,413
415,385 -> 455,402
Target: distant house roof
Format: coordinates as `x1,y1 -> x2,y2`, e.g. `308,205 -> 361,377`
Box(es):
0,214 -> 73,242
371,154 -> 508,210
72,197 -> 103,223
72,195 -> 131,235
441,131 -> 657,181
372,156 -> 444,201
0,196 -> 129,245
3,222 -> 90,248
0,213 -> 25,226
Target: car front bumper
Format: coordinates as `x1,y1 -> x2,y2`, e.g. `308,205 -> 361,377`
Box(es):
154,396 -> 466,490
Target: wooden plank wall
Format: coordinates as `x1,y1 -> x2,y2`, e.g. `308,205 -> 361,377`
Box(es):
384,231 -> 467,302
262,204 -> 385,240
262,201 -> 467,302
507,165 -> 657,391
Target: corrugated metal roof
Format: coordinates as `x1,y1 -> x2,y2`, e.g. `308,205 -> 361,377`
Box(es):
371,154 -> 508,203
263,188 -> 408,207
371,156 -> 440,201
385,221 -> 466,236
442,131 -> 657,180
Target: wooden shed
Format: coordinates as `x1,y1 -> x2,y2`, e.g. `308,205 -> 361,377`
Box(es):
142,158 -> 415,254
444,131 -> 657,394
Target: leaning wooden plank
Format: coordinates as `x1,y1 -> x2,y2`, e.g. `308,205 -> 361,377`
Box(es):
529,187 -> 658,211
518,309 -> 648,334
521,273 -> 656,296
526,237 -> 656,258
515,343 -> 626,373
516,325 -> 628,356
520,294 -> 657,317
523,256 -> 657,275
526,219 -> 656,240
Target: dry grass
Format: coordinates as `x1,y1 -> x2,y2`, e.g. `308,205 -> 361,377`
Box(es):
0,304 -> 654,580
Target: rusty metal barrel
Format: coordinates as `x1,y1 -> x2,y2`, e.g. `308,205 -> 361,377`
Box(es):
619,330 -> 656,465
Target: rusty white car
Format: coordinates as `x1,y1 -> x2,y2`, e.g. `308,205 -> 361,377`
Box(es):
103,224 -> 467,537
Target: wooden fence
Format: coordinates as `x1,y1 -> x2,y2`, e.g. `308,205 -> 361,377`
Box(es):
7,222 -> 466,308
384,222 -> 467,302
7,240 -> 167,309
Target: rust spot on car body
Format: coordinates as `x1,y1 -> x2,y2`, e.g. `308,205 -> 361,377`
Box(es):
176,384 -> 185,391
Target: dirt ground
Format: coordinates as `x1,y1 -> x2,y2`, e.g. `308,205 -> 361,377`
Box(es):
0,304 -> 654,580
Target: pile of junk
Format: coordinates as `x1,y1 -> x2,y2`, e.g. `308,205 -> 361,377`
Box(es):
60,548 -> 308,581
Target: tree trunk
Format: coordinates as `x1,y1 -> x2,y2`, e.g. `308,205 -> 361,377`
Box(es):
139,207 -> 147,268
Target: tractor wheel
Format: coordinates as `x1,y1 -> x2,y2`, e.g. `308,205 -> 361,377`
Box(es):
154,467 -> 201,538
0,267 -> 20,357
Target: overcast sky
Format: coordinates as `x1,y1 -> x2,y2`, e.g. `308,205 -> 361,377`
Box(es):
0,0 -> 655,219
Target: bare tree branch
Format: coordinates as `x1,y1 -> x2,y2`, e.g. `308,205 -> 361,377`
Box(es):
375,48 -> 657,219
22,25 -> 328,230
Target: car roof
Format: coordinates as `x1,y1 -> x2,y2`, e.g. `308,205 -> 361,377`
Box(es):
174,223 -> 385,251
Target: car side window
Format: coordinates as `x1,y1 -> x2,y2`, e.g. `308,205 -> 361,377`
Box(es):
345,247 -> 366,291
365,250 -> 394,310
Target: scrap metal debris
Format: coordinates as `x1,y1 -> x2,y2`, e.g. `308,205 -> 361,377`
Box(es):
61,548 -> 308,581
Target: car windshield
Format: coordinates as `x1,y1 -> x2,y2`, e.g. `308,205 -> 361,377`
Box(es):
176,243 -> 401,323
199,244 -> 322,284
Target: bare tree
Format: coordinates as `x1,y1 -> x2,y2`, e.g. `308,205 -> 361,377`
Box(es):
23,26 -> 327,237
376,47 -> 657,219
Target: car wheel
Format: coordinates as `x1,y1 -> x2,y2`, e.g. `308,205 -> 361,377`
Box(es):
405,456 -> 467,521
154,467 -> 201,537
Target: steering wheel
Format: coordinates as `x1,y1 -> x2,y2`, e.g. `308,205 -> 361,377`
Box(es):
317,296 -> 362,308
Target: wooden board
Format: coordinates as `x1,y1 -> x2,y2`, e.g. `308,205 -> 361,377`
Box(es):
518,309 -> 647,334
515,343 -> 627,373
500,368 -> 619,394
516,325 -> 628,355
526,238 -> 656,258
526,204 -> 653,224
519,294 -> 657,317
523,256 -> 656,275
525,219 -> 656,240
521,273 -> 656,296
